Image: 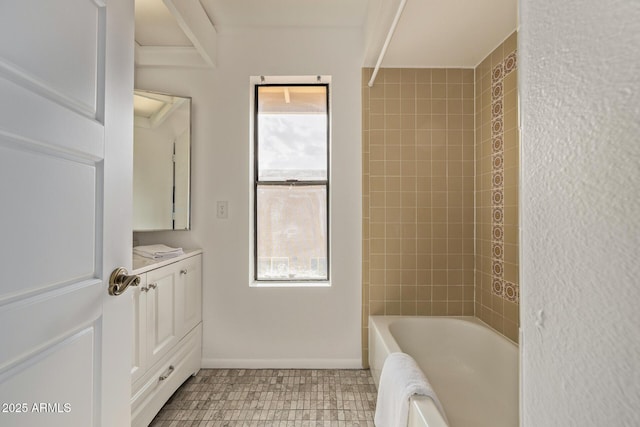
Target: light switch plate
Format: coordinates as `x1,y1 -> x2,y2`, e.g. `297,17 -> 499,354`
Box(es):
216,201 -> 228,219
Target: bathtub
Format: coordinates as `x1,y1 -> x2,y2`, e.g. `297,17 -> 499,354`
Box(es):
369,316 -> 518,427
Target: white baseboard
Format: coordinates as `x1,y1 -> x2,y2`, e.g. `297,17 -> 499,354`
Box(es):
201,358 -> 363,370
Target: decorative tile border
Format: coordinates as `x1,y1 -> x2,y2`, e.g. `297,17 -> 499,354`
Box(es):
490,52 -> 519,304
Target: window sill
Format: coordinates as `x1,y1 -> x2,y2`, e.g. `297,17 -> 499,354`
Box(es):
250,281 -> 331,288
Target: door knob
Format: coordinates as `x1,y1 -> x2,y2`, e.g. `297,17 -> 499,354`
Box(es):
108,267 -> 141,296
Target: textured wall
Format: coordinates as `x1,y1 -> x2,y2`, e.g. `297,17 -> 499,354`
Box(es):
475,32 -> 519,342
362,68 -> 475,365
520,0 -> 640,425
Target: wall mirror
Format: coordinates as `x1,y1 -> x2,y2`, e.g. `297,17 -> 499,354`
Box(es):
133,90 -> 191,231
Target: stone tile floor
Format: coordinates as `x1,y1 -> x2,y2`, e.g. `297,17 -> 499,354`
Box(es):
149,369 -> 377,427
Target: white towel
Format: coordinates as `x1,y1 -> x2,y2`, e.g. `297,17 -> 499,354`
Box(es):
374,352 -> 448,427
133,244 -> 184,260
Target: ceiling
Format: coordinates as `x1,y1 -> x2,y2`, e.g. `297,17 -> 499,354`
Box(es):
134,0 -> 517,68
135,0 -> 192,46
381,0 -> 517,67
200,0 -> 370,28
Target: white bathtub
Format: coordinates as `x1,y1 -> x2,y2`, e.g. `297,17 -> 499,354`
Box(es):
369,316 -> 518,427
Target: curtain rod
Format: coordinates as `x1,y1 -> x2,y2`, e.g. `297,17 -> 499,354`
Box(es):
368,0 -> 408,87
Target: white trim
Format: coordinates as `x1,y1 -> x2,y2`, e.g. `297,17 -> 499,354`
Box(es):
202,358 -> 363,370
252,75 -> 331,85
248,75 -> 333,288
135,45 -> 209,69
249,281 -> 331,288
162,0 -> 217,68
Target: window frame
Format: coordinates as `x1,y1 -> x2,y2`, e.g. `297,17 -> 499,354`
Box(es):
253,82 -> 330,283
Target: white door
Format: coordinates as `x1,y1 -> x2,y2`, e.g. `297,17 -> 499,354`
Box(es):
0,1 -> 134,426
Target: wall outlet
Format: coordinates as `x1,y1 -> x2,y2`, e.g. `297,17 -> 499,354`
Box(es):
216,201 -> 228,219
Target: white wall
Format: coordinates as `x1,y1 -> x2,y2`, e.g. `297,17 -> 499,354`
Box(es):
520,0 -> 640,425
136,26 -> 363,367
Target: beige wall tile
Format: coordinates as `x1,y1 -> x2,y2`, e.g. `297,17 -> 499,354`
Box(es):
491,44 -> 504,67
503,31 -> 517,55
447,84 -> 462,99
447,301 -> 464,315
417,84 -> 432,100
370,84 -> 384,99
432,84 -> 447,99
401,68 -> 417,83
462,69 -> 474,84
417,302 -> 432,315
432,302 -> 447,315
432,69 -> 446,83
370,99 -> 384,114
385,98 -> 401,114
401,84 -> 416,99
446,68 -> 463,83
504,73 -> 517,95
385,84 -> 401,98
401,99 -> 416,114
385,68 -> 401,83
362,58 -> 519,362
386,301 -> 401,315
416,69 -> 432,83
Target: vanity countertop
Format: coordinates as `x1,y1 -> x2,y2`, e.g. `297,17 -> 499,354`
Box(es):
132,248 -> 202,275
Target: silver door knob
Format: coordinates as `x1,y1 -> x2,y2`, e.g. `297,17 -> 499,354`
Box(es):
108,267 -> 141,296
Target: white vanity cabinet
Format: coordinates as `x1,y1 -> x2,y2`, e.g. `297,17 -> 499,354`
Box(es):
130,250 -> 203,427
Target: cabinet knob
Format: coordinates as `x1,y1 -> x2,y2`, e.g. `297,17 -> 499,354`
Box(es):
148,283 -> 157,290
140,286 -> 148,292
180,269 -> 188,275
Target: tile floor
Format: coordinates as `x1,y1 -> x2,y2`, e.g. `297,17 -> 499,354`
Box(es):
149,369 -> 377,427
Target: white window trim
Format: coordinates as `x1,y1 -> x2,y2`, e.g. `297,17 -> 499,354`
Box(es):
248,75 -> 332,288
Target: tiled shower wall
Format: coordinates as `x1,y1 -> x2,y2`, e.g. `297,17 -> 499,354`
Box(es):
362,68 -> 476,365
361,32 -> 520,365
475,32 -> 519,342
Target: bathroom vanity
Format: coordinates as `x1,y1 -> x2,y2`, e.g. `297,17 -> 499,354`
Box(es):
130,249 -> 202,427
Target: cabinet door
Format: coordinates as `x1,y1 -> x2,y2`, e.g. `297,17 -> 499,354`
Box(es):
131,274 -> 147,385
146,266 -> 179,368
176,255 -> 202,336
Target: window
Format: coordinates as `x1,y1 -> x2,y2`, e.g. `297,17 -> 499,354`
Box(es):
254,83 -> 329,282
